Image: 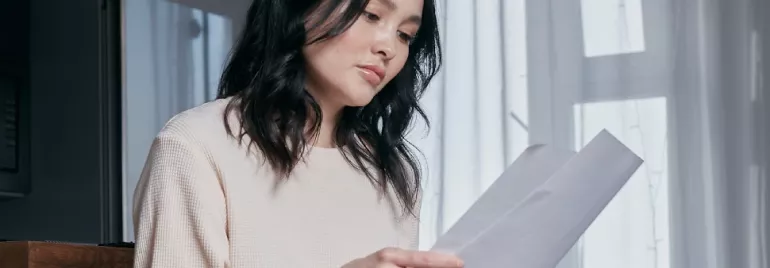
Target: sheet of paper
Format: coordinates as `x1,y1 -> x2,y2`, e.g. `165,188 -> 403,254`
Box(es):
432,130 -> 643,268
431,144 -> 576,252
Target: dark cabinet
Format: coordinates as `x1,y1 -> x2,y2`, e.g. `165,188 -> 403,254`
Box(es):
0,1 -> 30,198
0,0 -> 123,244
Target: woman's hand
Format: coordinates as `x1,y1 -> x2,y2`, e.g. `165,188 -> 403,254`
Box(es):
342,247 -> 464,268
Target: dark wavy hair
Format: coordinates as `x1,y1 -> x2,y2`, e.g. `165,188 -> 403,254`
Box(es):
217,0 -> 441,215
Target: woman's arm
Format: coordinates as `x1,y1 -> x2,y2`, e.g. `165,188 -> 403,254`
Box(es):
132,132 -> 229,268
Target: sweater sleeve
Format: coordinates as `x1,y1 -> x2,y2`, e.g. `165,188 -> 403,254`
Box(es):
132,132 -> 230,268
408,187 -> 422,250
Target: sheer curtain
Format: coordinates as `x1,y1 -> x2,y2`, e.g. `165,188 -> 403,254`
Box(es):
413,0 -> 770,268
121,0 -> 234,241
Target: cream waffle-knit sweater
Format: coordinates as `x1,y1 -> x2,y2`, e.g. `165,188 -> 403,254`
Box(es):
132,98 -> 420,268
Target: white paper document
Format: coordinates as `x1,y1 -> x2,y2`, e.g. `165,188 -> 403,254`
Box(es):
431,130 -> 644,268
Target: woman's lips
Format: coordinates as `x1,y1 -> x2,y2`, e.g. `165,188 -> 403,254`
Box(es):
357,65 -> 385,86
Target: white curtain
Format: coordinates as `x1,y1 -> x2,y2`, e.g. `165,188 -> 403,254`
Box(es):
122,0 -> 232,241
412,0 -> 770,268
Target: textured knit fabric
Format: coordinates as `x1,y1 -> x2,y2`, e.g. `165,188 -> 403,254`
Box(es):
132,98 -> 420,268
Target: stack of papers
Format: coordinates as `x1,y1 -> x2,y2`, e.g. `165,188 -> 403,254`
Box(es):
431,130 -> 643,268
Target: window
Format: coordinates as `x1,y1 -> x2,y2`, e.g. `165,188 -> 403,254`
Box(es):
526,0 -> 673,267
190,9 -> 233,102
574,97 -> 670,268
580,0 -> 646,57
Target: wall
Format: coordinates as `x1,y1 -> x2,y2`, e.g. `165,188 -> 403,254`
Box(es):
0,0 -> 123,244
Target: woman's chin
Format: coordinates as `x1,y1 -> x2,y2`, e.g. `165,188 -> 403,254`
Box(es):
343,93 -> 377,107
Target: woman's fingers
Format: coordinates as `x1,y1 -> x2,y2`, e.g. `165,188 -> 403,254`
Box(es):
373,247 -> 464,268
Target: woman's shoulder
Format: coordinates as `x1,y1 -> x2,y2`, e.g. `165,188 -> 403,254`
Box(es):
142,97 -> 244,181
155,97 -> 237,146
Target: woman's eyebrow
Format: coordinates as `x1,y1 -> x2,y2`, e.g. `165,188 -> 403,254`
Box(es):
374,0 -> 422,25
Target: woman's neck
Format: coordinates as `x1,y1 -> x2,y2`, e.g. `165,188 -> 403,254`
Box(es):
310,101 -> 342,148
313,115 -> 338,148
304,84 -> 344,148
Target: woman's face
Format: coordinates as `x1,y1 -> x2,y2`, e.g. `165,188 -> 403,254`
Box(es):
303,0 -> 424,110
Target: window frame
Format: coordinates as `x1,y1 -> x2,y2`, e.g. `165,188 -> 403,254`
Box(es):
525,0 -> 675,267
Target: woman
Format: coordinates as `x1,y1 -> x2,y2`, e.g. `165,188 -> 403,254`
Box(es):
132,0 -> 463,267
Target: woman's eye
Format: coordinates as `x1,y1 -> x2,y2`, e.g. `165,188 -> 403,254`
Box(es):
398,32 -> 415,44
363,11 -> 380,21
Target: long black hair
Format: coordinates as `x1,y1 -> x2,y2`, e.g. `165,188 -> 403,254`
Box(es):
217,0 -> 442,215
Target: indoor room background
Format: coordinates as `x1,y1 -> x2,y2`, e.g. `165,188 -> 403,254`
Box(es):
122,0 -> 770,267
0,0 -> 767,267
